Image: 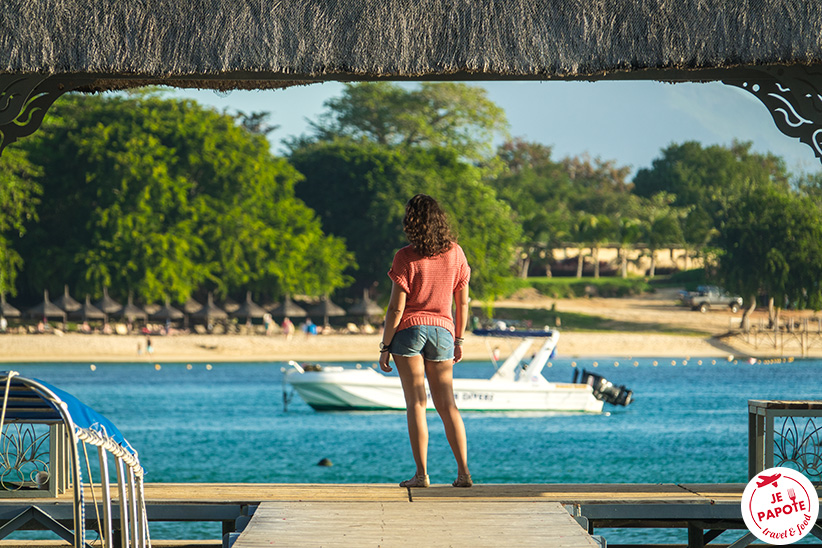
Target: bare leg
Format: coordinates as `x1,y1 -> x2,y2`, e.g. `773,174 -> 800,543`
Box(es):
425,358 -> 469,477
394,354 -> 428,479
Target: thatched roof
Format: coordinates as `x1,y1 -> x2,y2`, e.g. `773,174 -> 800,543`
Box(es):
270,295 -> 307,318
93,287 -> 121,314
150,299 -> 184,321
191,293 -> 228,321
182,297 -> 203,315
1,294 -> 20,318
75,295 -> 106,321
53,285 -> 82,313
118,294 -> 148,321
26,290 -> 67,321
348,294 -> 383,318
232,291 -> 267,320
308,296 -> 346,326
2,1 -> 821,89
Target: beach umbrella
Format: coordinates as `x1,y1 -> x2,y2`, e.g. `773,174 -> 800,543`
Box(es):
308,296 -> 346,327
117,293 -> 147,322
75,295 -> 106,322
92,287 -> 121,315
348,290 -> 384,324
221,296 -> 240,314
182,297 -> 203,314
53,285 -> 82,314
269,294 -> 307,318
142,302 -> 162,315
180,296 -> 202,327
231,291 -> 267,322
191,292 -> 228,322
0,293 -> 20,318
149,299 -> 184,321
25,290 -> 67,322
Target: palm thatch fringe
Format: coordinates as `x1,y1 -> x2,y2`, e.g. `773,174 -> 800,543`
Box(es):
2,0 -> 821,89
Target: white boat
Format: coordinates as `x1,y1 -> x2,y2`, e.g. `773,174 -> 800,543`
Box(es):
284,329 -> 633,413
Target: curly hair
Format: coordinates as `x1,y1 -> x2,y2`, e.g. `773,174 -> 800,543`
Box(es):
403,194 -> 454,257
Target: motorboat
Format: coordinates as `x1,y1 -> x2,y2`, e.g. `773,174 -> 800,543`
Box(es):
283,329 -> 632,412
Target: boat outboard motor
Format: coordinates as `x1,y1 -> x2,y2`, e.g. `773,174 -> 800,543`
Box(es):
580,369 -> 633,406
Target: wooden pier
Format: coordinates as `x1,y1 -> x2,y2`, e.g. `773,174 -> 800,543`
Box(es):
1,483 -> 820,547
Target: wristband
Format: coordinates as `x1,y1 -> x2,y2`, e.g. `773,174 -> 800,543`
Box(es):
454,337 -> 464,346
379,341 -> 391,352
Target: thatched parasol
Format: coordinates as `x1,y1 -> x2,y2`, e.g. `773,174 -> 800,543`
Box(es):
348,290 -> 384,324
1,294 -> 20,318
269,294 -> 307,318
53,284 -> 82,313
191,292 -> 227,322
180,296 -> 202,327
142,302 -> 161,315
92,287 -> 121,315
150,299 -> 184,321
231,291 -> 267,321
221,296 -> 240,314
308,296 -> 346,327
117,293 -> 147,322
76,295 -> 106,321
25,290 -> 67,321
182,297 -> 202,315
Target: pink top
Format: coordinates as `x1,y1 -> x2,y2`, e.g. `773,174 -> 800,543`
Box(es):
388,243 -> 471,337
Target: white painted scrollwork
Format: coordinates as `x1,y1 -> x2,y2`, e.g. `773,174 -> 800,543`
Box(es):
724,66 -> 822,161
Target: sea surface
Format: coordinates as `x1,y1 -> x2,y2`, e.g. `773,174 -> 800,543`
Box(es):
3,354 -> 820,545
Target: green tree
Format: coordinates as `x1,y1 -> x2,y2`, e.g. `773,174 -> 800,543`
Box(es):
0,147 -> 41,296
638,193 -> 685,278
17,92 -> 354,303
633,141 -> 790,249
716,186 -> 822,321
615,217 -> 642,278
289,140 -> 520,300
574,213 -> 614,279
301,82 -> 509,166
491,140 -> 574,276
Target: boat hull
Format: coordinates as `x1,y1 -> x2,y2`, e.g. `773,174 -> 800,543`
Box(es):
286,369 -> 604,413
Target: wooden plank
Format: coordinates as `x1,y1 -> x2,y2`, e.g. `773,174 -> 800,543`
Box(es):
0,482 -> 745,505
678,483 -> 746,503
408,483 -> 706,503
0,542 -> 220,548
234,501 -> 598,548
139,483 -> 409,503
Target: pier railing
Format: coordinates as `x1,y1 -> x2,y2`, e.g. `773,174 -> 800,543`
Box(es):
749,399 -> 822,485
731,317 -> 822,357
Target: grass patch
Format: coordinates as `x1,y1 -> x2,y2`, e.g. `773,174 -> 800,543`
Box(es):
500,276 -> 652,299
472,306 -> 710,336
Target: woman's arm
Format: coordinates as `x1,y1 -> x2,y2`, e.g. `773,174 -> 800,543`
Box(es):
453,284 -> 469,363
379,282 -> 407,371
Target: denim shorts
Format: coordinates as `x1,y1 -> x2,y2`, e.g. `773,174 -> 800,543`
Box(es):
390,325 -> 454,361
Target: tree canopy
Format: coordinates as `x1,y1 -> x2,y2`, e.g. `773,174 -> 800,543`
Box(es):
15,92 -> 354,304
300,82 -> 509,166
289,139 -> 521,300
716,185 -> 822,311
3,83 -> 822,317
0,147 -> 41,296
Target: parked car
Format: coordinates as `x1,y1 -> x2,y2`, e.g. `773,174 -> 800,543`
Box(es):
684,285 -> 743,313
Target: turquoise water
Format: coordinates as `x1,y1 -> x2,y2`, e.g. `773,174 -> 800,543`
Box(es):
3,356 -> 820,544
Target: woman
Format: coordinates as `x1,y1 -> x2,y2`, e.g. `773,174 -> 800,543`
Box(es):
378,194 -> 472,488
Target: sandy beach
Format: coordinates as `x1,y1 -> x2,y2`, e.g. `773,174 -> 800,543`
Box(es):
2,287 -> 814,362
0,330 -> 743,364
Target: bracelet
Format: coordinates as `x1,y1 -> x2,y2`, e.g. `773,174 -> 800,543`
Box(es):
454,337 -> 464,346
379,341 -> 391,352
